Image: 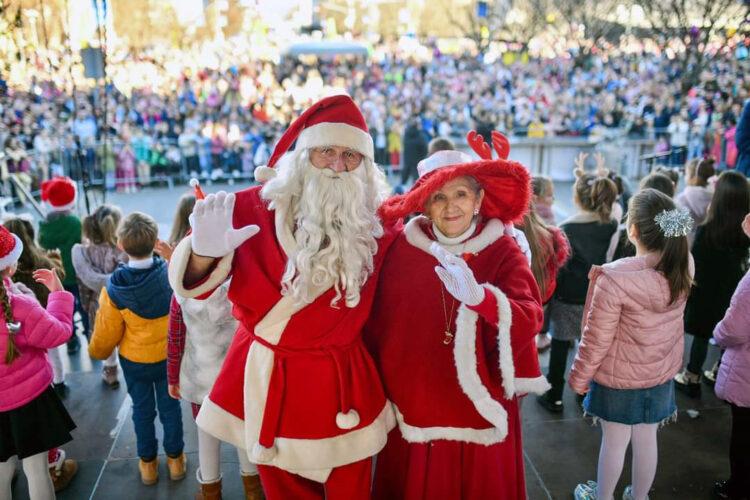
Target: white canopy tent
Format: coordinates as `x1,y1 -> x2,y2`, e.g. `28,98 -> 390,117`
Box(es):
282,40 -> 370,58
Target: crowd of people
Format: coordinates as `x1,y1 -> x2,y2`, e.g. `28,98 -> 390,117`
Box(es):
1,41 -> 749,201
0,90 -> 748,500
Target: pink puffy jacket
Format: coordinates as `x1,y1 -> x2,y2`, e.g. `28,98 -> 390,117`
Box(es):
569,253 -> 692,393
0,290 -> 74,412
714,270 -> 750,408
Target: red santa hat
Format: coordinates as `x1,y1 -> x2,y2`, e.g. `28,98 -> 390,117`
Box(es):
379,131 -> 531,224
0,226 -> 23,270
254,94 -> 374,183
41,177 -> 77,212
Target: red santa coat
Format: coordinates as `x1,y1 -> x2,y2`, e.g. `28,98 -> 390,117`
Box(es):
363,217 -> 547,498
169,186 -> 399,482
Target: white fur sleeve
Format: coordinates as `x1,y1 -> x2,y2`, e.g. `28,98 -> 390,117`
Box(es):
168,236 -> 233,299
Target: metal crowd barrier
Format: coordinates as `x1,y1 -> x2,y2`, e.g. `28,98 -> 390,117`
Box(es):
0,125 -> 722,216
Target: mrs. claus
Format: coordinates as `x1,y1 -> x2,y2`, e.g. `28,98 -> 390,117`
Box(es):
364,133 -> 548,499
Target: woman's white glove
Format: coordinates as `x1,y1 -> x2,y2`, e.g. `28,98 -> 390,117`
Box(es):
190,191 -> 260,258
430,242 -> 484,306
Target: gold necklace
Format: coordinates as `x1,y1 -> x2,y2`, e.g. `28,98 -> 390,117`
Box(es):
440,285 -> 456,345
435,232 -> 475,345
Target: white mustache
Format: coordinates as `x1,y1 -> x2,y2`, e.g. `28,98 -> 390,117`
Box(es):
320,168 -> 342,179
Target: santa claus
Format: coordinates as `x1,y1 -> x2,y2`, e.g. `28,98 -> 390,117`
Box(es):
168,95 -> 399,499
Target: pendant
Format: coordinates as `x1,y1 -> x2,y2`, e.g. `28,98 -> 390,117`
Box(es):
443,331 -> 454,345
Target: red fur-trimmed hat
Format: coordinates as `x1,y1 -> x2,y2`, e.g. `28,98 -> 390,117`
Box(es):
379,131 -> 531,224
0,226 -> 22,270
254,94 -> 373,183
41,176 -> 77,212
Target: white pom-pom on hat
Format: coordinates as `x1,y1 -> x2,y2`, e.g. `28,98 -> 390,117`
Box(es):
189,178 -> 206,199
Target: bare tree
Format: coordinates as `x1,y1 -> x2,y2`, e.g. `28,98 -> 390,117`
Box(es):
0,0 -> 25,70
641,0 -> 750,91
553,0 -> 626,68
441,0 -> 552,55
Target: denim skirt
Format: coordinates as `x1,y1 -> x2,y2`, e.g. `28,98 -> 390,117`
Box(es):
583,380 -> 677,425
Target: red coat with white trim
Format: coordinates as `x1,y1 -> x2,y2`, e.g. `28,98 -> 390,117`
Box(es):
168,185 -> 400,481
364,217 -> 545,443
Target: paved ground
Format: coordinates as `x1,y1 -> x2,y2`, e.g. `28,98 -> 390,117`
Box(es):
9,179 -> 729,499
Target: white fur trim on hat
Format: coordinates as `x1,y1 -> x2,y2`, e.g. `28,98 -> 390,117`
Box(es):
254,165 -> 277,183
46,200 -> 76,213
0,234 -> 23,270
42,178 -> 77,212
335,410 -> 360,430
417,150 -> 473,178
295,122 -> 374,160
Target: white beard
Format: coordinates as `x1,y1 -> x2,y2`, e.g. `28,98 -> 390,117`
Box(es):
261,151 -> 390,307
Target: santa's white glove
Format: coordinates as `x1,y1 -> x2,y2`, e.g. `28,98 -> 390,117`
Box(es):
429,242 -> 484,307
189,192 -> 260,258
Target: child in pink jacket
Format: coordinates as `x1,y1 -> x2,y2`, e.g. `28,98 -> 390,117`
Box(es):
711,213 -> 750,500
0,224 -> 75,500
568,189 -> 694,500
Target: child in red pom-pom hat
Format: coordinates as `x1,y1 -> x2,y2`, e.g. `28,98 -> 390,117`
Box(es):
38,177 -> 85,355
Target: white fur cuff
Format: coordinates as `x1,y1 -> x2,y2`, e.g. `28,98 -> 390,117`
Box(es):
514,376 -> 551,396
167,236 -> 233,299
254,165 -> 276,183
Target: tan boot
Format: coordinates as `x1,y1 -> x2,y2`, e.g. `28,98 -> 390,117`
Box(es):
167,452 -> 187,481
195,477 -> 222,500
241,473 -> 265,500
139,457 -> 159,485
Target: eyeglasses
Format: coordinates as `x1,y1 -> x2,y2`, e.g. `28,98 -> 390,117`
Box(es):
310,146 -> 364,171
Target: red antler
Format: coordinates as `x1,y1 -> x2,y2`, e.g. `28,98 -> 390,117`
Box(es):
466,130 -> 492,160
491,131 -> 510,160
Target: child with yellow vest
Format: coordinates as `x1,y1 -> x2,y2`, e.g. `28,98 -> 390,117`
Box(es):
88,212 -> 185,486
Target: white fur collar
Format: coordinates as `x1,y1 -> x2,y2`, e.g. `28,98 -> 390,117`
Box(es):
404,216 -> 505,256
433,220 -> 477,245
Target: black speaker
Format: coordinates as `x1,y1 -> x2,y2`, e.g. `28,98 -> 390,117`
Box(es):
80,47 -> 105,79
